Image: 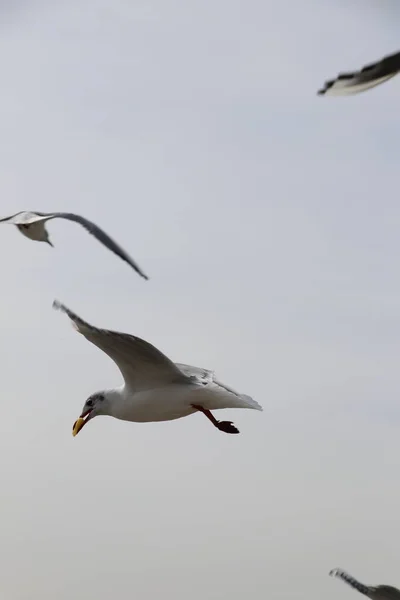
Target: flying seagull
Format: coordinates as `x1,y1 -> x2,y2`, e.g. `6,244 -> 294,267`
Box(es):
318,49 -> 400,96
52,299 -> 262,437
0,211 -> 148,280
329,568 -> 400,600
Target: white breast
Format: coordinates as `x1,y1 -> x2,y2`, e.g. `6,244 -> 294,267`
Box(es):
110,380 -> 258,424
17,222 -> 46,241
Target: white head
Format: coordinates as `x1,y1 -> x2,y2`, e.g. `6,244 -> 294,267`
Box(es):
72,390 -> 112,436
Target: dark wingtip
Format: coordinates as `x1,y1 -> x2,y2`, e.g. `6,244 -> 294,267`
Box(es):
52,299 -> 63,311
317,79 -> 335,96
128,262 -> 149,280
136,272 -> 149,281
329,569 -> 338,577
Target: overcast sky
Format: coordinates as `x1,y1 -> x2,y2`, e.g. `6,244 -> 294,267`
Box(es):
2,1 -> 400,599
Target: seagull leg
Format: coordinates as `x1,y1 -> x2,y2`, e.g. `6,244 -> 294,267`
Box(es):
191,404 -> 239,434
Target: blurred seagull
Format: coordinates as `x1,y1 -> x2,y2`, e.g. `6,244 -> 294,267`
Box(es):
318,49 -> 400,96
53,299 -> 262,437
329,568 -> 400,600
0,210 -> 148,279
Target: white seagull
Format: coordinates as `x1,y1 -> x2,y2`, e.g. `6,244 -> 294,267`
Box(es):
330,569 -> 400,600
318,49 -> 400,96
53,300 -> 262,436
0,211 -> 148,280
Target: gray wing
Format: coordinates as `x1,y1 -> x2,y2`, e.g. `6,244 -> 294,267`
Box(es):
0,211 -> 47,225
176,363 -> 242,395
176,363 -> 214,385
53,300 -> 189,391
41,212 -> 149,280
318,50 -> 400,96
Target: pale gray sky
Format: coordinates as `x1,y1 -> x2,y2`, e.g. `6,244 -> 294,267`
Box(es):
1,1 -> 400,599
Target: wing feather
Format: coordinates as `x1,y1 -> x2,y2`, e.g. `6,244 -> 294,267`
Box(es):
0,210 -> 148,279
318,50 -> 400,96
0,211 -> 50,224
53,300 -> 188,391
44,212 -> 149,279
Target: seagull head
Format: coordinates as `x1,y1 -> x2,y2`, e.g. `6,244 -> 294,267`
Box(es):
72,391 -> 107,436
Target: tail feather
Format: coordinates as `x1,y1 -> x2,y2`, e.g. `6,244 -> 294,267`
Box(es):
239,394 -> 263,411
330,569 -> 371,596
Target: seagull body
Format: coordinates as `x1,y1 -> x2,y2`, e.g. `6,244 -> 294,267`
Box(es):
318,50 -> 400,96
330,569 -> 400,600
53,300 -> 262,436
0,210 -> 148,279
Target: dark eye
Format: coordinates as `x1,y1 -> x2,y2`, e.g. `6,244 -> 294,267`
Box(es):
87,399 -> 94,407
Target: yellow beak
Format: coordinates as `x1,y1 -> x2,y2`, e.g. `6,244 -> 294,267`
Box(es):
72,407 -> 93,437
72,417 -> 86,437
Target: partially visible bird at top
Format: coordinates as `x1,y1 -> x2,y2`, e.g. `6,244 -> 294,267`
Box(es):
0,210 -> 148,280
52,299 -> 263,437
318,49 -> 400,96
329,568 -> 400,600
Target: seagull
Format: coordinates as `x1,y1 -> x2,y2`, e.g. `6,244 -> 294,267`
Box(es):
0,211 -> 148,280
318,50 -> 400,96
329,568 -> 400,600
53,300 -> 263,437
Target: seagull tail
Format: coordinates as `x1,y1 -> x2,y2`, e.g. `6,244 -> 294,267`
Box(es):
205,382 -> 263,412
238,394 -> 263,411
329,569 -> 370,596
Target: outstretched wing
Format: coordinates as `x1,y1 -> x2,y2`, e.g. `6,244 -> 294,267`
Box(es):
53,300 -> 188,391
176,363 -> 242,394
318,50 -> 400,96
176,362 -> 262,410
38,211 -> 149,280
0,211 -> 48,225
329,569 -> 371,597
176,363 -> 214,385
